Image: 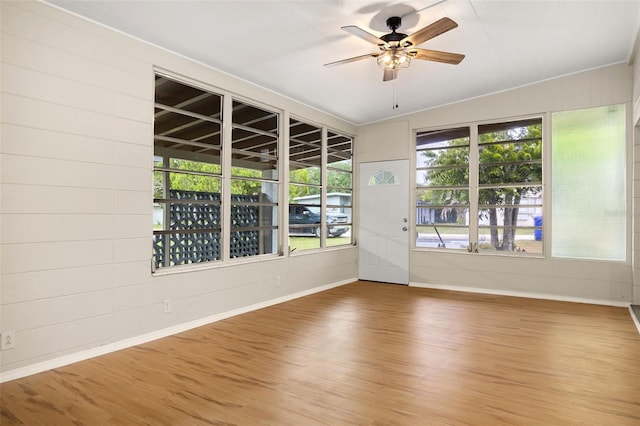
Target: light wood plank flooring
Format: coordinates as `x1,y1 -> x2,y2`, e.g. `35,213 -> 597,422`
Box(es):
2,281 -> 639,425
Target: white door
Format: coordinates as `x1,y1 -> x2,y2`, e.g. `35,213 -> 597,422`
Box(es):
359,160 -> 410,284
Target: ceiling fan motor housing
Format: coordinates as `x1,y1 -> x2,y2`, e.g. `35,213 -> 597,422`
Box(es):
381,17 -> 408,44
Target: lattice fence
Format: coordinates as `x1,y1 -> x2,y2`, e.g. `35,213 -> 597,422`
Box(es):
153,190 -> 263,269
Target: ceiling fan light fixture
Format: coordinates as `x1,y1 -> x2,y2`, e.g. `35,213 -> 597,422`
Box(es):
327,16 -> 463,82
377,49 -> 411,70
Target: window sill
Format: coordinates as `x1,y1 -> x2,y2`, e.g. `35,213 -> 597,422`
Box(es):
152,253 -> 284,277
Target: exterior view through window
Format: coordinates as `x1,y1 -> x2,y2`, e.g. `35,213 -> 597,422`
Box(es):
416,118 -> 543,255
416,127 -> 471,250
153,74 -> 279,269
289,119 -> 353,252
153,75 -> 354,270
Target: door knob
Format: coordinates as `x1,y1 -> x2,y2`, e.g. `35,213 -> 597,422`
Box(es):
402,226 -> 408,231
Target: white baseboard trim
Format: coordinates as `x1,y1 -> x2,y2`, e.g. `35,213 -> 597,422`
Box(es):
0,278 -> 356,384
630,306 -> 640,335
409,282 -> 631,308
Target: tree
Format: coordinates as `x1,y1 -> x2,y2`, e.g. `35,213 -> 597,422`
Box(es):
155,158 -> 267,197
289,160 -> 352,201
423,124 -> 542,251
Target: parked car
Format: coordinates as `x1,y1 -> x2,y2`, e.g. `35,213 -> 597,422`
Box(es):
289,205 -> 348,237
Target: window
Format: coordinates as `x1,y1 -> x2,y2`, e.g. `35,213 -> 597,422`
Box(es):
230,100 -> 279,258
289,119 -> 353,252
416,127 -> 470,249
415,118 -> 543,255
327,130 -> 353,247
153,76 -> 223,269
370,170 -> 399,185
552,104 -> 626,260
477,119 -> 542,254
153,75 -> 279,270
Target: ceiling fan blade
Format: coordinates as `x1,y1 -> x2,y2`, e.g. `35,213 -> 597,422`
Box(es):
401,17 -> 458,47
342,25 -> 388,46
382,69 -> 398,82
410,48 -> 465,64
324,52 -> 380,67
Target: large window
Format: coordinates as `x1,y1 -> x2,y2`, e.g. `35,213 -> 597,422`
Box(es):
153,75 -> 279,270
153,75 -> 354,270
417,106 -> 628,261
289,119 -> 353,252
552,104 -> 626,260
416,118 -> 543,255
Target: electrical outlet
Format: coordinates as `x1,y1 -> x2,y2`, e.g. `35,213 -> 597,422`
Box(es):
275,276 -> 281,287
1,331 -> 16,350
163,299 -> 172,313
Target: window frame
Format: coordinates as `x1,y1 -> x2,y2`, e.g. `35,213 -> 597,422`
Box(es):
287,116 -> 354,253
414,115 -> 545,257
153,73 -> 284,272
152,72 -> 355,273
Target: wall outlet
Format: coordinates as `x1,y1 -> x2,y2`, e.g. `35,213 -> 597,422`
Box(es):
1,331 -> 16,350
163,299 -> 172,313
275,276 -> 281,287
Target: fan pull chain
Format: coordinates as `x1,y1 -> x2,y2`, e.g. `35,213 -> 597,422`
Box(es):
392,82 -> 399,110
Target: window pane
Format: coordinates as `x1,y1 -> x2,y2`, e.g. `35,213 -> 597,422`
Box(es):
154,75 -> 222,159
416,225 -> 470,249
328,132 -> 353,247
328,132 -> 352,172
232,100 -> 278,175
328,169 -> 352,190
479,119 -> 542,186
478,202 -> 543,254
477,118 -> 543,254
156,76 -> 222,117
169,158 -> 221,175
415,127 -> 470,252
289,123 -> 353,252
153,230 -> 221,269
153,75 -> 224,270
152,193 -> 222,270
416,128 -> 470,192
552,105 -> 626,260
290,119 -> 323,252
327,225 -> 352,247
228,100 -> 279,259
327,205 -> 351,247
230,179 -> 278,257
290,119 -> 322,185
169,172 -> 221,193
416,165 -> 469,187
289,201 -> 322,250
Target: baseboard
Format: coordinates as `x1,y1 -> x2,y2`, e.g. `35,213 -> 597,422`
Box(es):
630,305 -> 640,335
0,278 -> 356,384
409,281 -> 631,307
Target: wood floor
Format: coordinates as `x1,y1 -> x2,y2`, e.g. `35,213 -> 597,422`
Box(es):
2,281 -> 639,425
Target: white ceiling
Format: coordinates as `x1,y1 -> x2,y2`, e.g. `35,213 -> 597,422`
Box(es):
48,1 -> 640,125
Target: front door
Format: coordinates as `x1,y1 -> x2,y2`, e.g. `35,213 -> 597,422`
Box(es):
358,160 -> 410,284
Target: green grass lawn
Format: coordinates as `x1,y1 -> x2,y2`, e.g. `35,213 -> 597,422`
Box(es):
289,236 -> 351,251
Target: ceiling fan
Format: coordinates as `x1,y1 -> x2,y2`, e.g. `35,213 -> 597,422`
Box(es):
325,16 -> 465,82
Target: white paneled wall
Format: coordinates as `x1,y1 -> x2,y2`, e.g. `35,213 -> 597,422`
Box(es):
0,1 -> 357,377
358,64 -> 634,304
